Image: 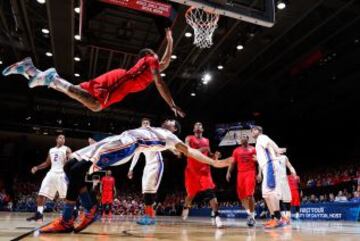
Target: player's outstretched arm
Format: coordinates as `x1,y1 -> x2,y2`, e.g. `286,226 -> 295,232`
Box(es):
285,157 -> 297,175
153,69 -> 185,117
226,157 -> 235,182
128,152 -> 141,179
159,28 -> 173,72
65,147 -> 72,163
174,142 -> 229,168
31,154 -> 51,174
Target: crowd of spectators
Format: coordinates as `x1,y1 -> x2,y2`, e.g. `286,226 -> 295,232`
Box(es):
301,165 -> 360,188
1,163 -> 360,214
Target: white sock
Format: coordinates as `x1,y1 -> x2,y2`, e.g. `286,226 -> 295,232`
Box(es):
281,211 -> 286,217
295,212 -> 299,219
51,77 -> 71,92
250,212 -> 255,218
37,206 -> 44,214
246,209 -> 251,216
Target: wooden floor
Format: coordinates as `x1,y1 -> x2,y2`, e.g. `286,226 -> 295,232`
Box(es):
1,212 -> 359,241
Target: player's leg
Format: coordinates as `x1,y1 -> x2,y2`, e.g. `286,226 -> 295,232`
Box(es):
34,69 -> 102,111
261,164 -> 281,228
207,191 -> 223,228
2,57 -> 40,79
138,157 -> 163,225
238,172 -> 256,227
40,159 -> 93,233
280,181 -> 292,224
182,195 -> 194,220
27,173 -> 57,221
26,195 -> 46,221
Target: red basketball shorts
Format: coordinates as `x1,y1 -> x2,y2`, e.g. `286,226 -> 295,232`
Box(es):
236,170 -> 256,200
101,193 -> 113,204
185,169 -> 215,198
290,189 -> 301,206
80,69 -> 147,109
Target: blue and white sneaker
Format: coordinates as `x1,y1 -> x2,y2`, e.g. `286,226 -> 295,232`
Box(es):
28,68 -> 58,88
247,215 -> 256,227
136,215 -> 156,225
2,57 -> 38,79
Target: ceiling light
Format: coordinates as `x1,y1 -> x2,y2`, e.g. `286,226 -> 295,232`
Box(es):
202,73 -> 212,82
217,65 -> 224,70
74,73 -> 80,77
74,56 -> 81,62
277,1 -> 286,10
74,34 -> 81,40
171,55 -> 177,60
0,60 -> 3,65
74,7 -> 80,14
37,0 -> 46,4
160,73 -> 166,77
191,92 -> 196,96
185,32 -> 192,38
41,28 -> 49,34
45,52 -> 52,57
236,45 -> 244,50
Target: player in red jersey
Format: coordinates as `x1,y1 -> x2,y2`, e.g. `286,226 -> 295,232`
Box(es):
2,29 -> 184,117
226,134 -> 257,227
100,170 -> 116,222
287,174 -> 301,220
181,122 -> 223,228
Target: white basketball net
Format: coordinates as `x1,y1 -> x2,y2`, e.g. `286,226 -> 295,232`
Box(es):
185,7 -> 219,48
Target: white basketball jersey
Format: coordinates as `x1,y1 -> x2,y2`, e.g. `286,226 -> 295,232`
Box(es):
277,155 -> 288,179
49,145 -> 68,173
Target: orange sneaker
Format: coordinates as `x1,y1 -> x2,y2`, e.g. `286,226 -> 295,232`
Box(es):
263,219 -> 273,227
74,206 -> 97,233
264,219 -> 280,229
40,217 -> 74,233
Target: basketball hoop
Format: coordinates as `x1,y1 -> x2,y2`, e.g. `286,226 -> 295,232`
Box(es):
185,7 -> 219,48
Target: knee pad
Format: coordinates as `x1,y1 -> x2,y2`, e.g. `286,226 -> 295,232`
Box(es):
201,189 -> 216,202
144,193 -> 155,206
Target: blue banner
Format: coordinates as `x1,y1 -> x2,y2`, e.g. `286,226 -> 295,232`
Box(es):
298,202 -> 360,221
190,207 -> 248,219
190,201 -> 360,221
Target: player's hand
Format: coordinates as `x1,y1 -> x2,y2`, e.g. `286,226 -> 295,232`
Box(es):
212,160 -> 229,168
226,172 -> 231,182
31,166 -> 38,174
127,171 -> 133,179
256,174 -> 262,183
171,105 -> 186,118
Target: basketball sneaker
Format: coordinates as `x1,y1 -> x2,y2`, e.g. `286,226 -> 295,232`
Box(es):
74,205 -> 98,233
137,215 -> 156,225
264,219 -> 280,229
247,215 -> 256,227
28,68 -> 58,88
215,216 -> 223,228
278,217 -> 288,227
26,211 -> 43,222
182,208 -> 189,221
40,217 -> 74,233
2,57 -> 39,79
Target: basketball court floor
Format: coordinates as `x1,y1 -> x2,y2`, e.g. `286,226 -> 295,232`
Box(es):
1,213 -> 359,241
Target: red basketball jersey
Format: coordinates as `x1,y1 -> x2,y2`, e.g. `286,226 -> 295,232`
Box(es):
101,176 -> 115,195
186,135 -> 210,174
125,55 -> 160,89
232,146 -> 257,172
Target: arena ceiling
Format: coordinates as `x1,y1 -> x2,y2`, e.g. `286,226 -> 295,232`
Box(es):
0,0 -> 359,154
